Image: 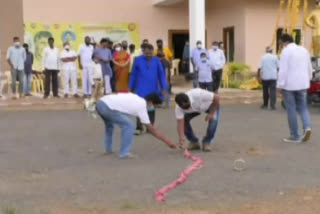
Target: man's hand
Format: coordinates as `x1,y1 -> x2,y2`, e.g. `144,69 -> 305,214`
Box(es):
277,89 -> 283,97
205,113 -> 214,122
162,90 -> 168,100
179,139 -> 186,149
167,141 -> 177,149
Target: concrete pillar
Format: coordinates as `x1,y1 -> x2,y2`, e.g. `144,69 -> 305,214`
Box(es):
189,0 -> 205,73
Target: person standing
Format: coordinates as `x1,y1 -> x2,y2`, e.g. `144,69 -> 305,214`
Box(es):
23,43 -> 34,96
197,53 -> 214,92
129,44 -> 168,135
43,37 -> 60,99
191,41 -> 207,88
277,34 -> 312,143
78,36 -> 94,98
208,41 -> 226,93
157,52 -> 171,108
60,42 -> 79,98
90,54 -> 103,102
113,42 -> 131,92
258,46 -> 279,110
175,88 -> 220,152
155,39 -> 173,62
6,37 -> 26,99
94,38 -> 113,94
182,41 -> 190,74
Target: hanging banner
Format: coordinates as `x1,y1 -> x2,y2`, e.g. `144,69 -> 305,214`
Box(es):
24,22 -> 139,71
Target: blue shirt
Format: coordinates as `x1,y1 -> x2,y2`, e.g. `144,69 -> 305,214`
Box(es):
25,52 -> 34,74
197,60 -> 213,83
260,53 -> 279,80
94,48 -> 113,77
191,48 -> 208,68
129,56 -> 168,98
6,46 -> 26,70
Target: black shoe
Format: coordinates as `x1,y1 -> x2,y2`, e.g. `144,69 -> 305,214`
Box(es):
43,95 -> 49,99
83,95 -> 88,99
26,93 -> 32,96
260,105 -> 268,109
64,94 -> 68,98
270,106 -> 277,111
74,94 -> 80,98
54,95 -> 60,98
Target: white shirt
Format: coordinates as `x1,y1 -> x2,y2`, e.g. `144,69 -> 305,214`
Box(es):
100,93 -> 151,124
260,53 -> 279,80
60,49 -> 77,71
175,88 -> 215,119
208,48 -> 226,70
43,47 -> 60,70
90,62 -> 103,85
277,43 -> 313,90
78,44 -> 94,67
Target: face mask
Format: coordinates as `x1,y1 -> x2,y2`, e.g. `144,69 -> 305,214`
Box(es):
197,44 -> 202,49
212,45 -> 218,50
147,105 -> 155,111
65,45 -> 70,50
14,42 -> 20,47
115,47 -> 121,52
201,58 -> 207,63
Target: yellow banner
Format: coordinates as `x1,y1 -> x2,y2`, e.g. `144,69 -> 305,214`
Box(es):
24,22 -> 140,71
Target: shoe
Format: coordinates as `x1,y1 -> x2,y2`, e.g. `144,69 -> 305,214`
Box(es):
260,105 -> 268,109
25,93 -> 32,97
202,144 -> 212,152
119,153 -> 138,159
74,94 -> 80,98
20,94 -> 25,98
302,128 -> 312,143
43,95 -> 49,99
12,96 -> 17,100
54,95 -> 60,98
64,94 -> 68,98
270,106 -> 277,111
83,95 -> 88,99
135,129 -> 143,136
282,138 -> 302,144
187,143 -> 201,150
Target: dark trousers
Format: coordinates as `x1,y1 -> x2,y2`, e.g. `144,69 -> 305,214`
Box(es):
136,110 -> 155,131
199,82 -> 214,92
212,69 -> 223,93
44,69 -> 59,97
262,80 -> 277,108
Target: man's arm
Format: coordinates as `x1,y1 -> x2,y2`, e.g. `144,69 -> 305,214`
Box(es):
177,119 -> 186,148
146,124 -> 176,149
205,94 -> 220,122
6,48 -> 13,69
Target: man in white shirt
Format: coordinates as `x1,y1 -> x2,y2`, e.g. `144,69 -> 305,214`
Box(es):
208,41 -> 226,92
60,42 -> 79,98
175,88 -> 220,152
277,34 -> 312,143
43,37 -> 60,98
96,93 -> 176,158
78,36 -> 94,98
258,46 -> 279,110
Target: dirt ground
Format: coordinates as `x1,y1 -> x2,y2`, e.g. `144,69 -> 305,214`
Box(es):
0,104 -> 320,213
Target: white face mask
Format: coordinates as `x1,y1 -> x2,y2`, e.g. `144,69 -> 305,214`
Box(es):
212,45 -> 218,50
197,44 -> 202,49
115,47 -> 121,52
65,45 -> 70,50
14,42 -> 20,47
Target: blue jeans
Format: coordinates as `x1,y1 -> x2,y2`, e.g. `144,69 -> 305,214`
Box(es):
24,73 -> 32,94
184,106 -> 221,144
11,69 -> 25,94
282,90 -> 311,140
96,101 -> 136,158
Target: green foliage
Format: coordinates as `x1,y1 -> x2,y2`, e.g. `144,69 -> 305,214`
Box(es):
226,63 -> 251,81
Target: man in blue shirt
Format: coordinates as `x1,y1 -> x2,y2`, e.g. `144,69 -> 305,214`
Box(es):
258,46 -> 279,110
23,43 -> 34,96
94,38 -> 113,94
6,37 -> 26,99
130,44 -> 168,135
191,41 -> 208,88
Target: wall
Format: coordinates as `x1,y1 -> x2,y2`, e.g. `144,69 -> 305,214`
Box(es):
206,0 -> 247,63
23,0 -> 189,47
0,0 -> 24,71
244,0 -> 314,70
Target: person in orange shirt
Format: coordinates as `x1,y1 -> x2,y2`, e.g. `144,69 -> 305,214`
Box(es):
155,39 -> 173,62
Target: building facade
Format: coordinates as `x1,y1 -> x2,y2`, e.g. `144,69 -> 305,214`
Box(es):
0,0 -> 314,71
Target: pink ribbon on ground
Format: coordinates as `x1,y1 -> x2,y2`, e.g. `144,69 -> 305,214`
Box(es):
155,150 -> 204,202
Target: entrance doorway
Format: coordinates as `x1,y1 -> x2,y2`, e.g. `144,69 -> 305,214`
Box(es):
223,27 -> 235,62
168,30 -> 189,60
